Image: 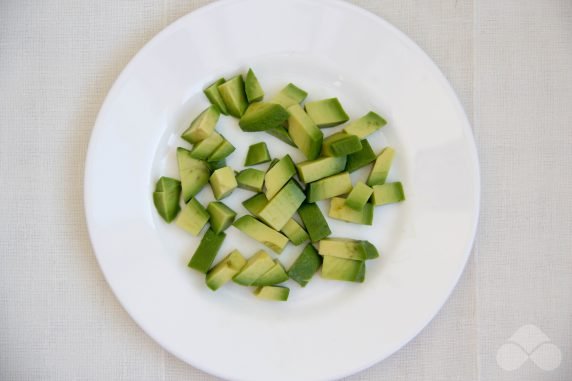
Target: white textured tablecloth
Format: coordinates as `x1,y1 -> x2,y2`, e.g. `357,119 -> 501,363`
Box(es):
1,1 -> 571,380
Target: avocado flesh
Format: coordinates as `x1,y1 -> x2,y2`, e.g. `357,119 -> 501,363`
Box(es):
208,139 -> 235,162
209,166 -> 237,200
188,229 -> 226,273
233,250 -> 275,286
207,201 -> 236,234
181,106 -> 220,144
361,240 -> 380,259
272,83 -> 307,108
190,132 -> 224,160
153,177 -> 181,223
371,182 -> 405,206
252,260 -> 289,286
258,180 -> 306,231
264,154 -> 296,199
346,139 -> 377,172
232,215 -> 289,254
287,104 -> 323,160
298,203 -> 331,242
206,250 -> 246,291
305,98 -> 349,128
329,197 -> 373,225
367,147 -> 395,186
242,193 -> 268,217
245,142 -> 271,166
265,124 -> 296,147
288,244 -> 322,287
306,172 -> 352,202
343,111 -> 387,139
177,147 -> 210,202
175,198 -> 210,236
280,218 -> 309,245
236,168 -> 265,192
296,156 -> 346,183
321,132 -> 362,156
204,78 -> 228,115
321,256 -> 365,283
253,286 -> 290,301
245,68 -> 264,103
318,238 -> 367,260
345,181 -> 373,210
217,75 -> 248,117
239,102 -> 289,132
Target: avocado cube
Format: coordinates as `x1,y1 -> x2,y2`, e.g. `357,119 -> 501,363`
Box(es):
345,182 -> 373,210
287,104 -> 323,160
343,111 -> 387,139
367,147 -> 395,186
175,198 -> 210,236
217,75 -> 248,118
152,177 -> 181,223
232,216 -> 289,254
280,218 -> 309,245
321,256 -> 365,283
361,240 -> 380,259
298,203 -> 331,242
305,98 -> 349,128
321,132 -> 362,156
206,201 -> 236,234
245,68 -> 264,103
239,102 -> 289,132
207,159 -> 227,171
208,139 -> 236,162
242,193 -> 268,216
190,132 -> 224,160
209,166 -> 237,200
204,78 -> 228,115
252,260 -> 289,286
233,250 -> 275,286
371,182 -> 405,206
244,142 -> 271,166
264,155 -> 296,199
253,285 -> 290,301
206,250 -> 246,291
288,244 -> 322,287
265,125 -> 296,147
306,172 -> 352,203
236,168 -> 265,192
318,238 -> 367,260
258,180 -> 306,230
295,156 -> 346,183
272,83 -> 308,108
346,139 -> 377,172
188,229 -> 226,273
329,197 -> 374,225
181,106 -> 220,144
177,147 -> 210,202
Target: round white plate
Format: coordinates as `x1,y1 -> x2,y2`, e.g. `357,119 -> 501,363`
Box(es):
84,1 -> 479,380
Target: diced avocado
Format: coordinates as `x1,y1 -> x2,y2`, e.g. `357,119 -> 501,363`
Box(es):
361,240 -> 379,259
181,106 -> 220,144
305,98 -> 349,128
371,182 -> 405,206
343,111 -> 387,139
345,182 -> 373,210
321,132 -> 362,156
288,244 -> 322,287
242,193 -> 268,216
298,203 -> 331,242
233,250 -> 275,286
245,68 -> 264,103
208,139 -> 235,162
177,147 -> 210,202
258,180 -> 306,230
205,250 -> 246,291
236,168 -> 265,192
190,132 -> 224,160
266,125 -> 296,147
254,285 -> 290,301
280,218 -> 309,245
318,238 -> 367,260
188,228 -> 226,273
287,104 -> 323,160
175,198 -> 210,236
329,197 -> 373,225
321,256 -> 365,283
207,159 -> 227,171
296,156 -> 346,183
272,83 -> 308,108
306,172 -> 352,202
217,75 -> 248,117
232,215 -> 289,253
203,78 -> 228,115
206,201 -> 236,234
252,260 -> 289,286
209,166 -> 237,200
239,102 -> 289,132
244,142 -> 271,166
153,177 -> 181,223
264,154 -> 296,199
346,139 -> 377,172
367,147 -> 395,186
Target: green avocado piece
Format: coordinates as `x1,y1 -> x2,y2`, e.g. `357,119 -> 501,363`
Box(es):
177,147 -> 210,202
217,75 -> 248,117
265,125 -> 296,147
345,181 -> 373,210
367,147 -> 395,186
209,166 -> 237,200
346,139 -> 377,172
181,106 -> 220,144
206,201 -> 236,234
254,285 -> 290,301
207,159 -> 227,171
175,198 -> 210,236
295,156 -> 346,183
306,172 -> 352,203
288,244 -> 322,287
329,197 -> 374,225
233,250 -> 275,286
258,180 -> 306,230
245,68 -> 264,103
242,193 -> 268,216
232,215 -> 289,253
280,218 -> 309,245
190,132 -> 224,160
321,256 -> 365,283
264,154 -> 296,199
321,132 -> 362,156
287,104 -> 323,160
252,260 -> 289,286
318,238 -> 367,260
371,182 -> 405,206
244,142 -> 271,166
272,83 -> 308,108
153,177 -> 181,223
205,250 -> 246,291
204,78 -> 228,115
305,98 -> 349,128
343,111 -> 387,139
361,240 -> 380,260
236,168 -> 265,192
188,228 -> 226,273
239,102 -> 289,132
208,139 -> 235,162
298,203 -> 331,242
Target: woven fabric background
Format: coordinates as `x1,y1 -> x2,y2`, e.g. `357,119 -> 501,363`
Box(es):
1,1 -> 570,380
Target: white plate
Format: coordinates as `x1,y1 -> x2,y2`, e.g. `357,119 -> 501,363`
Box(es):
84,1 -> 480,380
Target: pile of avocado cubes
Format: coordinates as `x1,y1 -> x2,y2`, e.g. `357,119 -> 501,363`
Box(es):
152,69 -> 405,302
